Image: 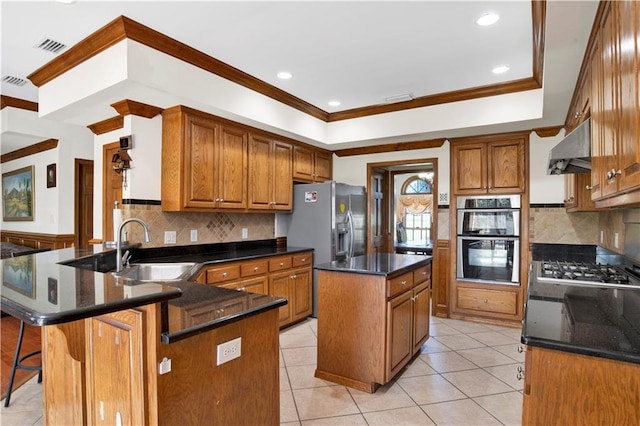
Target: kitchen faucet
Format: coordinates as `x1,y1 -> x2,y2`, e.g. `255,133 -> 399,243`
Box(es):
116,218 -> 151,272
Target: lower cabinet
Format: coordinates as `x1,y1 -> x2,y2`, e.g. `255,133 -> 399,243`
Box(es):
522,345 -> 640,425
195,251 -> 313,328
451,282 -> 523,326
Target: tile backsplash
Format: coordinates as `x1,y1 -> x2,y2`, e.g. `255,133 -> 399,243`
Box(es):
120,205 -> 275,248
529,207 -> 599,245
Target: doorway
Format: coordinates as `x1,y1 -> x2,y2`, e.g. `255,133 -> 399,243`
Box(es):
103,142 -> 123,243
75,159 -> 94,248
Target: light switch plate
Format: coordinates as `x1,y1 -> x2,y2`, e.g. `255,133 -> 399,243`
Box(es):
242,228 -> 248,239
190,229 -> 198,242
164,231 -> 177,244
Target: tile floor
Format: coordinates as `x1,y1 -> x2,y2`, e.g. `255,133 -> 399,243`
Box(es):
1,316 -> 524,425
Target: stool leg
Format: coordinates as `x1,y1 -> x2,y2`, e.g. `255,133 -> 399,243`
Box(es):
4,321 -> 26,407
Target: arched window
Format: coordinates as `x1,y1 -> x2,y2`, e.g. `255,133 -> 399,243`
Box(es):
401,176 -> 432,194
397,174 -> 434,243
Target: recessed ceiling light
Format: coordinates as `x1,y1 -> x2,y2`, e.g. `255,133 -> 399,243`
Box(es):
328,100 -> 341,107
476,12 -> 500,26
492,65 -> 510,74
277,71 -> 292,80
57,0 -> 76,4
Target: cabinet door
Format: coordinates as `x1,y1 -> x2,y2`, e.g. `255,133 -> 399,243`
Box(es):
590,35 -> 604,200
387,290 -> 413,380
237,276 -> 268,295
185,115 -> 218,208
86,310 -> 145,426
617,0 -> 640,193
293,145 -> 315,182
270,271 -> 293,325
412,281 -> 430,353
248,134 -> 273,209
272,140 -> 293,210
314,151 -> 333,182
564,174 -> 577,210
292,268 -> 311,320
218,124 -> 248,209
452,142 -> 486,194
488,139 -> 525,193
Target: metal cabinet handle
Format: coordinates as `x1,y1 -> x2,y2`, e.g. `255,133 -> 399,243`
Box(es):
222,272 -> 228,277
280,262 -> 284,266
254,266 -> 259,271
483,299 -> 488,303
517,345 -> 525,353
517,372 -> 524,381
401,280 -> 407,286
585,185 -> 593,190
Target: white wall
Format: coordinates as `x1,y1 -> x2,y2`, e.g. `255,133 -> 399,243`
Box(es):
1,107 -> 93,234
529,131 -> 566,204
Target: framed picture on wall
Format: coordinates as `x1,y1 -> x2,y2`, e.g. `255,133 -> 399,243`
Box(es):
2,165 -> 34,221
46,163 -> 56,188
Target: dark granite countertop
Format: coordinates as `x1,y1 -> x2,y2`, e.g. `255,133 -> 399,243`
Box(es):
523,244 -> 640,364
0,239 -> 304,342
315,253 -> 432,277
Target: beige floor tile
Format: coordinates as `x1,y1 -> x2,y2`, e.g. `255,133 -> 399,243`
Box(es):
362,406 -> 435,425
280,348 -> 285,368
493,343 -> 526,363
442,369 -> 513,397
280,331 -> 318,349
0,409 -> 44,426
457,346 -> 518,367
397,374 -> 467,405
301,414 -> 368,425
281,366 -> 292,391
293,386 -> 360,421
281,422 -> 302,426
445,320 -> 492,334
468,331 -> 520,346
433,334 -> 485,350
497,327 -> 525,341
397,356 -> 438,377
420,351 -> 478,373
282,346 -> 317,367
429,323 -> 461,337
474,391 -> 523,425
281,389 -> 300,423
283,319 -> 316,335
419,337 -> 452,354
422,398 -> 501,425
287,364 -> 334,389
484,364 -> 524,391
348,382 -> 415,413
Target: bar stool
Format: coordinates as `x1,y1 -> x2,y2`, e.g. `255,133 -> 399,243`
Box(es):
4,320 -> 42,407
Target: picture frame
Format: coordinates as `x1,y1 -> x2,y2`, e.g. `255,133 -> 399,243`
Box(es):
2,255 -> 36,298
2,166 -> 34,221
46,163 -> 56,188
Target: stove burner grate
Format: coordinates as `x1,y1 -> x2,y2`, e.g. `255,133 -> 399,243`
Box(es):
540,260 -> 631,285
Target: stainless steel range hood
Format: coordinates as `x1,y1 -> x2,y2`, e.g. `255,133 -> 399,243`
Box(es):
547,117 -> 591,175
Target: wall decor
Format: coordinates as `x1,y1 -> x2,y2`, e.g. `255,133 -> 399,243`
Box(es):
46,163 -> 56,188
2,165 -> 34,221
2,255 -> 35,298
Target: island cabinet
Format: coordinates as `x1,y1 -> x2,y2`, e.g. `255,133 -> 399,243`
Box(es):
315,257 -> 431,393
450,133 -> 527,195
292,144 -> 332,183
522,345 -> 640,425
248,133 -> 293,211
194,252 -> 313,328
161,105 -> 248,211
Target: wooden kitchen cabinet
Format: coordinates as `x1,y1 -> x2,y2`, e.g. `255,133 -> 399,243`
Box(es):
292,144 -> 332,183
564,173 -> 597,212
451,134 -> 527,195
522,345 -> 640,425
161,106 -> 247,211
248,133 -> 293,211
269,266 -> 312,327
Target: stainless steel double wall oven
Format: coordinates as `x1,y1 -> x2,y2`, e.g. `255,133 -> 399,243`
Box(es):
456,195 -> 521,284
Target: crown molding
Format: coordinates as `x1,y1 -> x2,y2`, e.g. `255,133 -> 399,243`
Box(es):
334,138 -> 446,157
87,115 -> 124,135
533,125 -> 563,138
1,95 -> 38,112
111,99 -> 163,118
1,138 -> 58,163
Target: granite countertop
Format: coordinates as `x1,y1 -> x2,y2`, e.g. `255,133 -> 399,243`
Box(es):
523,243 -> 640,364
0,239 -> 305,342
315,253 -> 432,277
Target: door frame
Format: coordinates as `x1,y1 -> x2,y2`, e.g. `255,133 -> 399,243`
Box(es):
74,159 -> 94,248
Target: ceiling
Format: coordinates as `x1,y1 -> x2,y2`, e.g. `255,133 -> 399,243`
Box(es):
1,1 -> 598,154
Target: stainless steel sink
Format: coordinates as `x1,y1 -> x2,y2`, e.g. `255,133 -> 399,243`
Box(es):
112,262 -> 198,282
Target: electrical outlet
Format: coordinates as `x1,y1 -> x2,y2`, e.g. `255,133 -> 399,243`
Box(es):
190,229 -> 198,242
242,228 -> 248,239
164,231 -> 177,244
216,337 -> 241,366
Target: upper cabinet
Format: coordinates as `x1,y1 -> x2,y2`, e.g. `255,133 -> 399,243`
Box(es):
248,134 -> 293,210
564,173 -> 597,212
292,145 -> 332,183
589,1 -> 640,206
162,106 -> 247,211
451,134 -> 527,195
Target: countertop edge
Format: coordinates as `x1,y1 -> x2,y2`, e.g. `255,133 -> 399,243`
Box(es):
521,335 -> 640,365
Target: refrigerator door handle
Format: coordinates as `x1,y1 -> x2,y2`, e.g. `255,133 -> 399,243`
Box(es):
347,209 -> 355,258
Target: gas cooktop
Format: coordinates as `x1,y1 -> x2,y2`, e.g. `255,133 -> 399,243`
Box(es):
536,260 -> 640,288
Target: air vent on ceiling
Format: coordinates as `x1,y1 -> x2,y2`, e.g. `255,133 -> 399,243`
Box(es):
384,93 -> 414,104
33,37 -> 67,53
2,75 -> 27,86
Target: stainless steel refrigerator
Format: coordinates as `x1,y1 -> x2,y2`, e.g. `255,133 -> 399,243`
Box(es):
286,181 -> 367,317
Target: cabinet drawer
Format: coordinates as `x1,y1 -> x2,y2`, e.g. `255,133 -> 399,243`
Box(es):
269,256 -> 292,271
292,253 -> 312,267
457,287 -> 517,315
206,264 -> 241,284
240,260 -> 268,277
387,271 -> 414,299
413,264 -> 432,284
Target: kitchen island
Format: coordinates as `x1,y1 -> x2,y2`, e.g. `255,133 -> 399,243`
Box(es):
0,240 -> 304,425
521,244 -> 640,425
314,253 -> 432,393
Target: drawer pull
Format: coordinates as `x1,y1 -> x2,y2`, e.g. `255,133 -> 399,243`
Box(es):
253,266 -> 259,271
422,271 -> 427,275
301,258 -> 306,262
401,280 -> 407,286
280,262 -> 284,267
483,299 -> 488,303
222,272 -> 228,277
